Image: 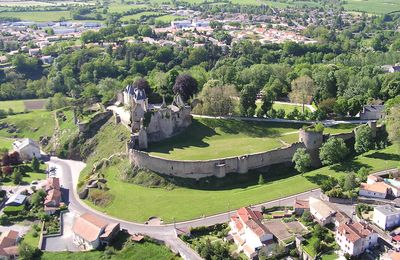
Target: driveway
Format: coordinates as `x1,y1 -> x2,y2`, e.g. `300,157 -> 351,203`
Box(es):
0,222 -> 32,235
42,211 -> 80,252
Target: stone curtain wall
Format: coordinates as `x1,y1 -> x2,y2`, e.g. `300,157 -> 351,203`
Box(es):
129,122 -> 378,179
129,142 -> 306,179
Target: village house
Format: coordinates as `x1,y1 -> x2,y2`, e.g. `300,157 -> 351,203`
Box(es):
309,197 -> 336,226
293,199 -> 309,216
336,221 -> 378,256
229,207 -> 273,259
72,213 -> 120,250
5,194 -> 26,207
12,138 -> 41,161
359,105 -> 385,120
44,177 -> 62,214
373,205 -> 400,231
359,182 -> 389,199
0,230 -> 19,259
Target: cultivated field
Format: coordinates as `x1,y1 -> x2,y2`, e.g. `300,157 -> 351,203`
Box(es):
147,118 -> 305,160
0,99 -> 47,113
87,144 -> 400,223
0,11 -> 71,22
343,0 -> 400,14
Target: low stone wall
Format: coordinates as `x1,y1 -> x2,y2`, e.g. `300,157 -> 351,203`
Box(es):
129,142 -> 305,179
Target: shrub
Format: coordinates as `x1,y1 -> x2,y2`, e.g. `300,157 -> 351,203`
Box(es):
88,189 -> 113,207
319,137 -> 349,165
292,148 -> 311,173
3,205 -> 25,216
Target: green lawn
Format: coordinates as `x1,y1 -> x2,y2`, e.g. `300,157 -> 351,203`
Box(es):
155,15 -> 185,23
0,110 -> 55,141
86,143 -> 399,223
0,11 -> 71,22
40,241 -> 179,260
0,99 -> 47,113
147,118 -> 305,160
0,137 -> 13,150
321,252 -> 339,260
324,123 -> 358,135
108,3 -> 147,13
1,163 -> 47,186
23,226 -> 40,248
256,101 -> 311,114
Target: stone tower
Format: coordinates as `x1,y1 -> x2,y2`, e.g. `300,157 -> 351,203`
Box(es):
299,128 -> 324,167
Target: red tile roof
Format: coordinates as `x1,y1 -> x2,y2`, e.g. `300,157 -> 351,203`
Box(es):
72,213 -> 108,242
338,222 -> 375,243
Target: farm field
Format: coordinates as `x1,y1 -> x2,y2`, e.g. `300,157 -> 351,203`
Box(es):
147,118 -> 305,160
0,110 -> 55,141
0,1 -> 94,7
87,144 -> 399,223
0,11 -> 71,22
120,11 -> 163,21
343,0 -> 400,14
155,14 -> 185,23
108,3 -> 147,13
0,99 -> 47,113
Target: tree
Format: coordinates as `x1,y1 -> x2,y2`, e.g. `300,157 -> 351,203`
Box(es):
292,148 -> 311,174
259,90 -> 274,117
258,174 -> 265,185
355,125 -> 374,154
319,137 -> 349,165
173,74 -> 198,101
18,242 -> 37,260
301,210 -> 312,223
289,75 -> 314,113
31,157 -> 40,172
193,80 -> 237,116
12,168 -> 22,185
239,84 -> 258,117
343,173 -> 357,191
387,105 -> 400,144
31,189 -> 46,207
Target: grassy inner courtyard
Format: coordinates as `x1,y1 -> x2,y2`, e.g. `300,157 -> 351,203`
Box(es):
147,118 -> 305,160
86,143 -> 399,223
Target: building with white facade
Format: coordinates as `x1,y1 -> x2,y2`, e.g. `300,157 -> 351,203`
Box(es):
12,138 -> 41,161
359,182 -> 388,199
373,205 -> 400,231
336,221 -> 377,256
229,207 -> 273,258
309,197 -> 336,226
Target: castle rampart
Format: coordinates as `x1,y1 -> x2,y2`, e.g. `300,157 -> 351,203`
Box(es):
128,122 -> 379,179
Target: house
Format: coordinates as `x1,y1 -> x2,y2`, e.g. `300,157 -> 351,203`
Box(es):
5,194 -> 27,206
72,213 -> 120,250
12,138 -> 41,161
294,199 -> 309,216
28,48 -> 40,56
359,182 -> 389,199
373,205 -> 400,230
0,230 -> 19,259
40,55 -> 54,64
381,251 -> 400,260
381,65 -> 400,73
229,207 -> 273,258
309,197 -> 336,226
336,221 -> 378,256
44,177 -> 62,214
359,105 -> 385,120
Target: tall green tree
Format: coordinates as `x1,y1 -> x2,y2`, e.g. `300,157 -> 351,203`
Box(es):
355,125 -> 374,154
319,137 -> 349,165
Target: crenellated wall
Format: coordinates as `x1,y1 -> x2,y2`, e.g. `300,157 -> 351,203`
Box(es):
129,142 -> 306,179
128,122 -> 379,179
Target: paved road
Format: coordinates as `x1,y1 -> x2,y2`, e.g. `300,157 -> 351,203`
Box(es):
50,157 -> 323,259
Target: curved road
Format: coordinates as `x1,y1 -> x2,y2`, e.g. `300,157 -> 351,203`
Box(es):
51,157 -> 322,259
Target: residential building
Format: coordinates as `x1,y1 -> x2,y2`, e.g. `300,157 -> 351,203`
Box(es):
309,197 -> 336,226
0,230 -> 19,259
294,199 -> 309,216
359,105 -> 385,120
359,182 -> 389,199
373,205 -> 400,230
229,207 -> 273,258
381,251 -> 400,260
44,177 -> 62,214
5,194 -> 27,206
72,213 -> 120,250
336,221 -> 377,256
12,138 -> 41,161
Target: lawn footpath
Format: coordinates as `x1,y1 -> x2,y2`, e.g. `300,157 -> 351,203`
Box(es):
85,144 -> 399,223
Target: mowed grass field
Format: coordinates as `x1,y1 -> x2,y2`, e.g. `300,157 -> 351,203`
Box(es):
0,11 -> 71,22
256,101 -> 311,114
120,11 -> 164,21
87,144 -> 400,223
0,99 -> 47,113
0,110 -> 55,141
147,118 -> 305,160
343,0 -> 400,14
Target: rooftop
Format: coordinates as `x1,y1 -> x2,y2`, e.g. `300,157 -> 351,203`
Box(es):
5,194 -> 27,206
374,205 -> 400,216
